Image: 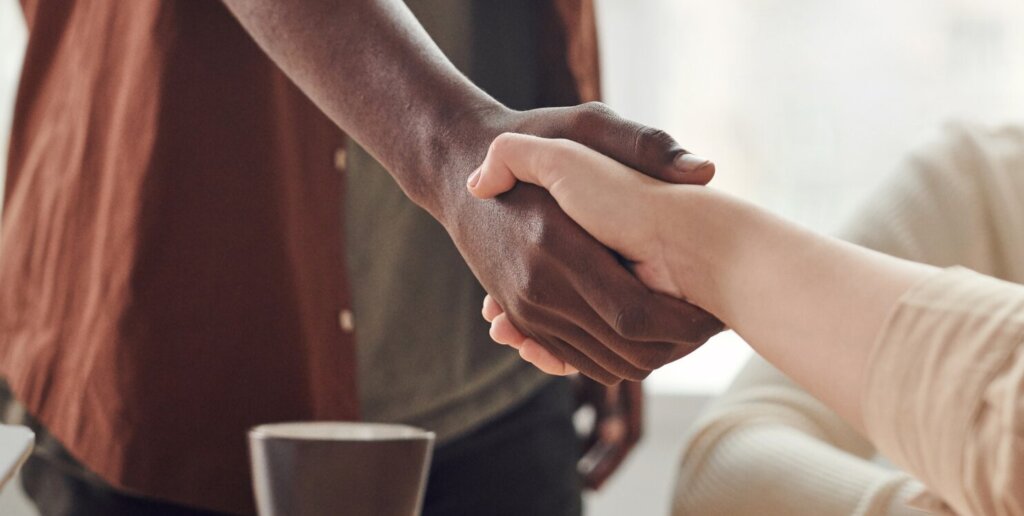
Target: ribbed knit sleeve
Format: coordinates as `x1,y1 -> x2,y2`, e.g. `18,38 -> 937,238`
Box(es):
673,122 -> 1024,515
863,267 -> 1024,515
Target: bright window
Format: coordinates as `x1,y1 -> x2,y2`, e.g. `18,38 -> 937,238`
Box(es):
596,0 -> 1024,394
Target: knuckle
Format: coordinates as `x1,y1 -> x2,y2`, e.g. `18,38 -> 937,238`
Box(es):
502,293 -> 529,319
488,132 -> 516,158
634,126 -> 679,156
520,284 -> 546,308
638,127 -> 673,146
517,272 -> 552,308
613,304 -> 650,340
581,101 -> 616,118
570,101 -> 616,129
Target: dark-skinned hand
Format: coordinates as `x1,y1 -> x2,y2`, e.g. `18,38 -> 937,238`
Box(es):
224,0 -> 721,384
439,102 -> 723,385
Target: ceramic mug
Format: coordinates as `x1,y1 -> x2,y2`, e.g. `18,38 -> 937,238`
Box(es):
249,422 -> 434,516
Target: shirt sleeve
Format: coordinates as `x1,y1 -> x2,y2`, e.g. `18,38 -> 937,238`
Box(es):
863,266 -> 1024,515
673,355 -> 931,516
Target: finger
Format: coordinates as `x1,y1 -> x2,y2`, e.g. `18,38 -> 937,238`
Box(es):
472,133 -> 661,259
467,131 -> 547,199
472,185 -> 636,384
546,307 -> 654,382
488,288 -> 627,382
510,224 -> 708,374
481,294 -> 504,323
562,102 -> 715,185
466,155 -> 517,199
519,339 -> 578,376
468,133 -> 550,199
633,292 -> 724,348
522,330 -> 615,383
489,313 -> 527,348
509,297 -> 652,382
568,239 -> 723,365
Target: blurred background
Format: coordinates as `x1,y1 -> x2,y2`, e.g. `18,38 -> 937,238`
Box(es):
599,0 -> 1024,402
2,0 -> 1024,514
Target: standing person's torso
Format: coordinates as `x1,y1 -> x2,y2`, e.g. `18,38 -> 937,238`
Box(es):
0,0 -> 599,512
0,2 -> 358,513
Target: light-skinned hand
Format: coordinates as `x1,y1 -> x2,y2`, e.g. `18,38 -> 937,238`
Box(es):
469,133 -> 715,375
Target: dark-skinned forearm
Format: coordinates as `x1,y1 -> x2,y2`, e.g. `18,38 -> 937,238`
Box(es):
224,0 -> 724,383
221,0 -> 503,216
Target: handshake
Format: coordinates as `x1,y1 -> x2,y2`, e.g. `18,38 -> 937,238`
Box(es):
441,103 -> 911,398
452,122 -> 725,385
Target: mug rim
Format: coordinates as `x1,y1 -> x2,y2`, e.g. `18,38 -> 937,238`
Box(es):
249,421 -> 435,442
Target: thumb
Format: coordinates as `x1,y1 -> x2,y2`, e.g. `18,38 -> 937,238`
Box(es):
470,132 -> 614,203
467,133 -> 661,258
556,103 -> 715,185
467,133 -> 544,199
469,132 -> 653,201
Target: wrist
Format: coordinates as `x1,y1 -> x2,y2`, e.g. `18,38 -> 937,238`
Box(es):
661,187 -> 752,319
403,101 -> 516,223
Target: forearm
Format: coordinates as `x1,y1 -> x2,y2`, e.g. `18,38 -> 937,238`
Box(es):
667,187 -> 936,429
222,0 -> 501,215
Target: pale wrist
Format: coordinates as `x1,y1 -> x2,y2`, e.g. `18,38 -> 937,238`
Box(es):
661,187 -> 755,319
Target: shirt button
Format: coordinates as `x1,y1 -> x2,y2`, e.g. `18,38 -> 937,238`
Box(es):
339,309 -> 355,334
334,147 -> 348,172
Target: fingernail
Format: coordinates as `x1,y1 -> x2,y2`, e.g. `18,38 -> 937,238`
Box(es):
467,168 -> 481,188
674,153 -> 713,174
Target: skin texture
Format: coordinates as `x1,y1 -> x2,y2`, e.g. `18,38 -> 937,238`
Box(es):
218,0 -> 720,487
469,134 -> 936,431
220,0 -> 721,387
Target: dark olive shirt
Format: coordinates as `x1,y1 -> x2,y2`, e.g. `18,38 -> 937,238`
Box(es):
0,1 -> 598,513
350,0 -> 586,447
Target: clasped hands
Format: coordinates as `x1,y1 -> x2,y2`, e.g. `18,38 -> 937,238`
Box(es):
465,132 -> 724,381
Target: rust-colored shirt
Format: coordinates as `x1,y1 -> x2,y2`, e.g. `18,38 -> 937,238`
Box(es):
0,1 -> 599,514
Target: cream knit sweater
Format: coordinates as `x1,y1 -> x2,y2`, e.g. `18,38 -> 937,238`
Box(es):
673,122 -> 1024,516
